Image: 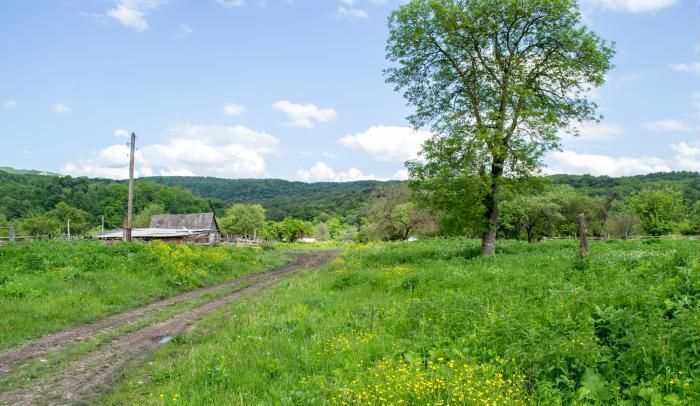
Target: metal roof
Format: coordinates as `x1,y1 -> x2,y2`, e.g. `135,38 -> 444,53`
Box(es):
96,228 -> 209,239
150,213 -> 218,231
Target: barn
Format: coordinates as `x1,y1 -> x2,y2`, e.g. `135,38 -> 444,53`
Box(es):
97,213 -> 221,244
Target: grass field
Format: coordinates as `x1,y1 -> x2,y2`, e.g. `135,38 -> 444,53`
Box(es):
102,238 -> 700,405
0,241 -> 290,350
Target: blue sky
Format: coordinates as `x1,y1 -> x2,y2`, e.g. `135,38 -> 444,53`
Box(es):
1,0 -> 699,181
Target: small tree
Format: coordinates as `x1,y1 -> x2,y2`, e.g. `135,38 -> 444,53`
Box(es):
280,218 -> 313,242
313,222 -> 331,241
605,212 -> 641,239
363,185 -> 438,240
220,204 -> 266,237
132,203 -> 166,228
49,202 -> 90,235
625,187 -> 685,235
387,0 -> 614,255
500,195 -> 563,242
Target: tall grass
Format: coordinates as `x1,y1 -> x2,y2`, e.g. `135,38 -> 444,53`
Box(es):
0,241 -> 289,349
105,238 -> 700,404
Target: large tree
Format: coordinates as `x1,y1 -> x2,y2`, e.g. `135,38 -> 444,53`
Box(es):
386,0 -> 614,255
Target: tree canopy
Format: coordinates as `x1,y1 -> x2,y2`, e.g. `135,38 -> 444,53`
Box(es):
388,0 -> 614,254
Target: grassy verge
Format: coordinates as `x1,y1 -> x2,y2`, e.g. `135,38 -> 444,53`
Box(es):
0,241 -> 290,350
104,238 -> 700,405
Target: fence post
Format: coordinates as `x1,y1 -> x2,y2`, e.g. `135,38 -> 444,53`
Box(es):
577,213 -> 589,259
9,226 -> 15,242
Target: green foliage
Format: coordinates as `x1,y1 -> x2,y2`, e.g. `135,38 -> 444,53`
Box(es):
500,194 -> 564,242
105,238 -> 700,404
361,185 -> 438,241
388,0 -> 614,254
132,203 -> 166,228
0,241 -> 289,349
626,187 -> 686,235
0,171 -> 217,232
147,176 -> 392,222
278,217 -> 313,242
219,204 -> 266,237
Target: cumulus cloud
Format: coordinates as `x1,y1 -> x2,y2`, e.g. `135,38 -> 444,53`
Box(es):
215,0 -> 246,7
546,150 -> 672,176
338,125 -> 432,162
51,103 -> 71,114
3,100 -> 17,109
583,0 -> 677,12
272,100 -> 337,128
107,0 -> 165,31
670,61 -> 700,75
296,161 -> 378,182
562,122 -> 624,142
646,119 -> 696,132
337,6 -> 368,18
222,102 -> 245,116
62,124 -> 279,179
175,24 -> 193,38
671,141 -> 700,171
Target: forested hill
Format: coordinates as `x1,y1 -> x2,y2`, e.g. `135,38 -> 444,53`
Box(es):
0,170 -> 218,229
2,168 -> 699,229
146,177 -> 397,221
550,171 -> 700,201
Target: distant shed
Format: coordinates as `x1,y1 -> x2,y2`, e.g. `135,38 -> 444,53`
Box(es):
97,212 -> 221,244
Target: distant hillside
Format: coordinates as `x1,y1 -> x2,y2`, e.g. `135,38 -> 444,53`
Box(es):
0,170 -> 218,228
0,166 -> 59,176
550,171 -> 700,201
146,177 -> 398,221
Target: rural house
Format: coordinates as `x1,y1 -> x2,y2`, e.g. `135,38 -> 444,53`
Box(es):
97,212 -> 221,244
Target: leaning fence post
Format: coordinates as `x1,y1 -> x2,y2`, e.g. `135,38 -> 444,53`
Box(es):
577,213 -> 589,259
9,226 -> 15,242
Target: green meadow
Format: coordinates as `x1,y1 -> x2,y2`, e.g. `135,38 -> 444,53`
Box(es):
0,241 -> 290,350
103,238 -> 700,405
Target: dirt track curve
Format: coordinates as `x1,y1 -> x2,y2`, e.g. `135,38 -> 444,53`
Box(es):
0,251 -> 337,406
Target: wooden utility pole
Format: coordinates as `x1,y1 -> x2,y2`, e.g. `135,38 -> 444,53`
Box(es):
577,213 -> 589,259
67,218 -> 71,240
101,215 -> 105,233
125,132 -> 136,242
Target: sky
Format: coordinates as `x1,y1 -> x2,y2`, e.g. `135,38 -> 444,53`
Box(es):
1,0 -> 699,181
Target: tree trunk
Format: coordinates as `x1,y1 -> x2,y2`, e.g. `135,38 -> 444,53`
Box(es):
480,160 -> 503,256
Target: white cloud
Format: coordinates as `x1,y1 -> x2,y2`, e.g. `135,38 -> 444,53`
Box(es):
63,144 -> 153,179
392,168 -> 409,180
338,125 -> 432,162
671,141 -> 700,171
562,122 -> 624,141
272,100 -> 337,128
3,100 -> 17,109
337,6 -> 368,18
584,0 -> 677,12
222,102 -> 245,116
51,103 -> 71,114
547,150 -> 672,176
62,124 -> 279,179
296,161 -> 378,182
670,62 -> 700,75
215,0 -> 246,8
646,119 -> 696,132
107,0 -> 165,32
113,129 -> 130,137
175,24 -> 193,38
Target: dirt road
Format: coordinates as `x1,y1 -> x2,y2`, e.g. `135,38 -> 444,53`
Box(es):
0,251 -> 337,405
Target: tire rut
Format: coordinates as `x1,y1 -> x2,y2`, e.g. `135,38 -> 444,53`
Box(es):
0,251 -> 337,405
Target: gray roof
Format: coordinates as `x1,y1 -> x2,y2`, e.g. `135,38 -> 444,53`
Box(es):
150,213 -> 218,231
96,228 -> 209,240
